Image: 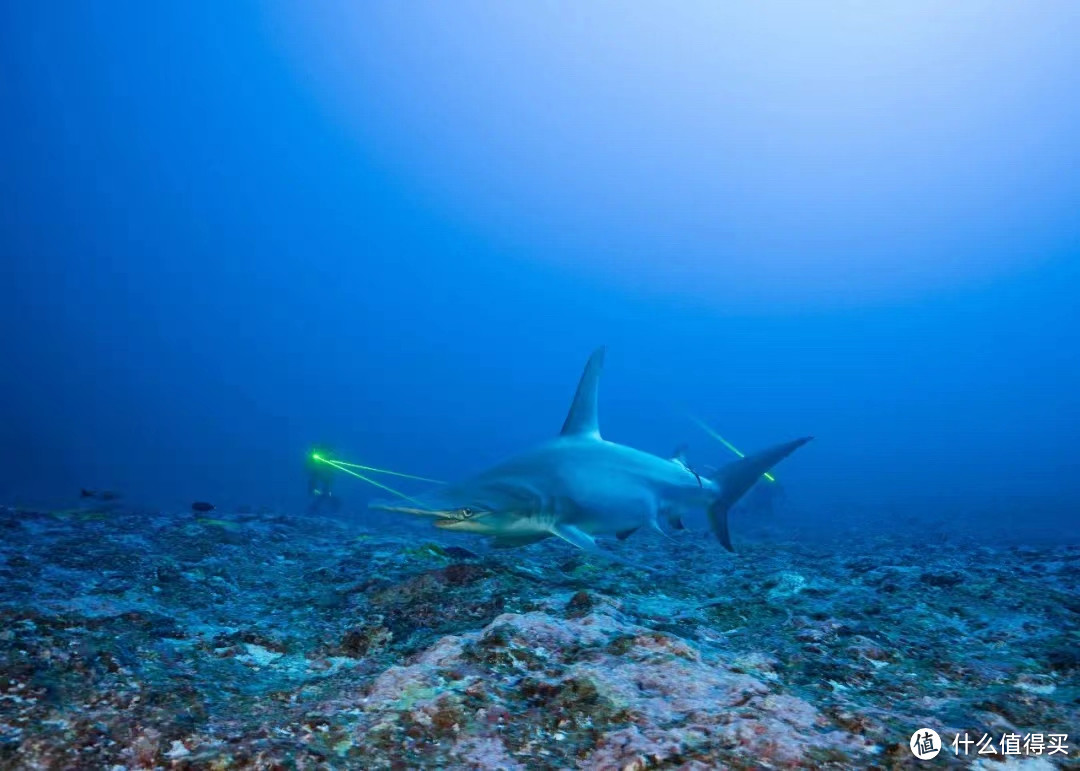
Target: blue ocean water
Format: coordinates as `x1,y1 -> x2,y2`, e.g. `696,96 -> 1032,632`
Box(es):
1,3 -> 1078,767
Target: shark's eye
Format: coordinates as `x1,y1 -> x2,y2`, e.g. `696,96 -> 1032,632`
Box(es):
460,507 -> 474,518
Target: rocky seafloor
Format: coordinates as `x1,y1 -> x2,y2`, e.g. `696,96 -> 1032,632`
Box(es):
0,503 -> 1077,770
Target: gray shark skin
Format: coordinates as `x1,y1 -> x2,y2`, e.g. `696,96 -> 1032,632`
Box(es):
371,347 -> 811,557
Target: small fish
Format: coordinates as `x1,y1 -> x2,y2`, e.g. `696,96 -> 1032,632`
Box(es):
80,489 -> 97,499
191,501 -> 215,513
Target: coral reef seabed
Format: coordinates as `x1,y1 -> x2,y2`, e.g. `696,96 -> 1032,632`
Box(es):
0,504 -> 1077,768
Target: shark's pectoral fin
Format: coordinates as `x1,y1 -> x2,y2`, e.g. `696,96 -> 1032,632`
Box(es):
560,347 -> 605,439
616,526 -> 641,541
489,533 -> 551,549
551,523 -> 599,551
552,524 -> 661,574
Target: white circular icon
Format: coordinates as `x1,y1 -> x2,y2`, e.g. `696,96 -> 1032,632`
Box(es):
910,728 -> 942,760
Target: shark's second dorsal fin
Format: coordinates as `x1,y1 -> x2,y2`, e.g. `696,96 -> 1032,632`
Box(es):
560,346 -> 606,439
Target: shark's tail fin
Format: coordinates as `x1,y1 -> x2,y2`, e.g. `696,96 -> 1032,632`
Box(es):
708,437 -> 813,552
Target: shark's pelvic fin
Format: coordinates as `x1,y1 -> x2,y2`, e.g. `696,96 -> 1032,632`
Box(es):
560,346 -> 606,439
708,436 -> 813,552
660,505 -> 686,531
647,519 -> 676,542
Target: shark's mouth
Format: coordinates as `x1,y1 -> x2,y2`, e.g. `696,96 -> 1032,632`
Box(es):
370,479 -> 543,537
371,497 -> 517,537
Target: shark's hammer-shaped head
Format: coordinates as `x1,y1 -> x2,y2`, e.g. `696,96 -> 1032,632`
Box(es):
370,478 -> 543,535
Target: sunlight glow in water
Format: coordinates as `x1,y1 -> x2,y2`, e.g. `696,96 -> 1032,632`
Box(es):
269,2 -> 1078,309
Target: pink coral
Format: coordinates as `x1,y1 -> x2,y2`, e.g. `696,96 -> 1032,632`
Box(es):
352,609 -> 873,767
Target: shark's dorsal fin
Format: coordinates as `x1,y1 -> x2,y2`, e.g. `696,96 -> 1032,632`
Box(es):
560,346 -> 606,439
671,444 -> 689,463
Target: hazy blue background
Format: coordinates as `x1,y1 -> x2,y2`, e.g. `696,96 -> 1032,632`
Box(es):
2,2 -> 1078,536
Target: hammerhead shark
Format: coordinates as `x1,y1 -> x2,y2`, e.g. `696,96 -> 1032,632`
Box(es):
371,347 -> 811,556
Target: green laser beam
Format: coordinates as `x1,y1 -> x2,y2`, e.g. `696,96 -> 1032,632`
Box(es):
320,459 -> 423,503
688,415 -> 776,483
317,458 -> 444,485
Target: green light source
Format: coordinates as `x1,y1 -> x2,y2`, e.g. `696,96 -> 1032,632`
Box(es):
308,450 -> 442,503
689,415 -> 776,483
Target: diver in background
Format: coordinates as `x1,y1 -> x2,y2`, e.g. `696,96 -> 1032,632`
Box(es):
307,445 -> 341,514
